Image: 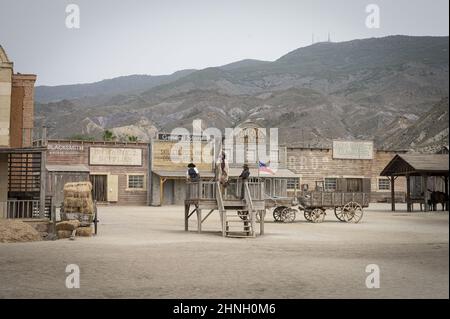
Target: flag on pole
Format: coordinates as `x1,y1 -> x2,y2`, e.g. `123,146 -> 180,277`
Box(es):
258,160 -> 274,174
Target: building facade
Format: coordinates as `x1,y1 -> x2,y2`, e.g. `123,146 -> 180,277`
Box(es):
0,46 -> 44,218
45,140 -> 150,206
286,145 -> 407,202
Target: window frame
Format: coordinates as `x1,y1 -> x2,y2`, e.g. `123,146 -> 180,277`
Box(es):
127,174 -> 146,191
324,177 -> 337,192
286,178 -> 300,190
377,178 -> 390,192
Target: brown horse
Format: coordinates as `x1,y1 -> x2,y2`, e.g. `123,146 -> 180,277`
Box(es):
428,191 -> 449,211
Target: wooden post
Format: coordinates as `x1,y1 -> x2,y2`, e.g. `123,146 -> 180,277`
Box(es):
159,177 -> 166,206
184,204 -> 189,231
39,150 -> 47,218
197,208 -> 202,233
406,174 -> 411,212
390,175 -> 395,212
445,176 -> 449,211
423,175 -> 428,212
259,210 -> 265,236
51,204 -> 57,235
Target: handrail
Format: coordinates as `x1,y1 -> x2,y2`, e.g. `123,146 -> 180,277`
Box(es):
244,182 -> 254,212
216,181 -> 225,212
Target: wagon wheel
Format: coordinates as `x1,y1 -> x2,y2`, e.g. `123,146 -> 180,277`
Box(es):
334,207 -> 348,222
273,206 -> 287,222
282,207 -> 297,223
342,201 -> 363,223
304,209 -> 312,222
310,208 -> 326,223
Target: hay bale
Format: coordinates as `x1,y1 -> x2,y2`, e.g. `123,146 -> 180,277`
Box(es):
63,181 -> 94,214
57,230 -> 73,239
76,226 -> 93,237
0,220 -> 42,243
56,220 -> 80,231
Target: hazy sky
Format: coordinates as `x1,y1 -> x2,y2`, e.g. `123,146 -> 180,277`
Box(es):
0,0 -> 448,86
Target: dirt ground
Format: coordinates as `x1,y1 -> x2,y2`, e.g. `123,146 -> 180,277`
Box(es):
0,203 -> 448,299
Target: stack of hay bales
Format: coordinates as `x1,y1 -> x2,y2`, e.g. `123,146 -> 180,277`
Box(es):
57,182 -> 95,239
63,182 -> 94,214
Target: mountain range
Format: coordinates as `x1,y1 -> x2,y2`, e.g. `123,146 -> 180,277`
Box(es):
34,35 -> 449,151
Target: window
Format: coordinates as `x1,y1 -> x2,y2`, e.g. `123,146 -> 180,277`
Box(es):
287,178 -> 300,190
378,178 -> 390,191
128,175 -> 145,189
324,178 -> 337,191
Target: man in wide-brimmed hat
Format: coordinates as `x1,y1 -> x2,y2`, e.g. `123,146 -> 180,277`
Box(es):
239,164 -> 250,199
186,163 -> 200,182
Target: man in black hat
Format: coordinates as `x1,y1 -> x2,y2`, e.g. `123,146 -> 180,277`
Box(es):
239,164 -> 250,199
186,163 -> 200,182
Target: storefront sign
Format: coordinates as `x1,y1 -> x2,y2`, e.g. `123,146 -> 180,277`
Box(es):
48,143 -> 84,155
333,140 -> 373,160
89,147 -> 142,166
152,140 -> 212,171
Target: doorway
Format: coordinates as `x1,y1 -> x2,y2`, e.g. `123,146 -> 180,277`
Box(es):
90,174 -> 107,202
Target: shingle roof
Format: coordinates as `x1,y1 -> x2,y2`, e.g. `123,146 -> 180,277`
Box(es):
380,154 -> 449,176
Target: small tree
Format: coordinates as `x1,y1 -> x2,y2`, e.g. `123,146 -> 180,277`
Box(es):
102,130 -> 116,141
128,135 -> 138,142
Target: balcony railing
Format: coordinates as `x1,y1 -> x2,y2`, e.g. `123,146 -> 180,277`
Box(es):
186,180 -> 265,201
0,199 -> 51,219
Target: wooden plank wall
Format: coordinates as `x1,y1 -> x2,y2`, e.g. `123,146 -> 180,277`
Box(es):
46,140 -> 149,205
286,147 -> 406,202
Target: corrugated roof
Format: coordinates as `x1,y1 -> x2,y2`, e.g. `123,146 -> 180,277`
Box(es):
47,164 -> 90,172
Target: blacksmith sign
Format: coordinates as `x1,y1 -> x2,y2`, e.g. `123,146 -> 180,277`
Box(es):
332,140 -> 374,160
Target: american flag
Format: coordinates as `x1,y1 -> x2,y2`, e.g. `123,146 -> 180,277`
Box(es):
258,161 -> 274,174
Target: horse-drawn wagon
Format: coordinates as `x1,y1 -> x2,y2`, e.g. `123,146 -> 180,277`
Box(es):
267,179 -> 371,224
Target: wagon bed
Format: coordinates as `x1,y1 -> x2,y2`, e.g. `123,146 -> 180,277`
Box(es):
299,191 -> 370,209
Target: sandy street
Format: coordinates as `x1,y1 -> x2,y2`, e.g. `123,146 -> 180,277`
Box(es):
0,203 -> 448,299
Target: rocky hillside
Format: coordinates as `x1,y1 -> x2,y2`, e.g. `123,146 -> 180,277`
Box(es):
380,97 -> 449,152
35,35 -> 449,148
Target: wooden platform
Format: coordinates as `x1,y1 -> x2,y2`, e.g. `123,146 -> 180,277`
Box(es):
184,181 -> 266,237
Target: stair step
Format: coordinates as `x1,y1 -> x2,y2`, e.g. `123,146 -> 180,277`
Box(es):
226,234 -> 254,238
226,225 -> 252,229
226,221 -> 251,224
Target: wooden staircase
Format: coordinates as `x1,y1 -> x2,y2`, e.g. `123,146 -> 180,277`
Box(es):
217,182 -> 256,238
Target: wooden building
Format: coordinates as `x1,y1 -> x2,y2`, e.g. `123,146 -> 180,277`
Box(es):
45,140 -> 150,206
380,154 -> 449,211
286,143 -> 408,202
0,45 -> 48,219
